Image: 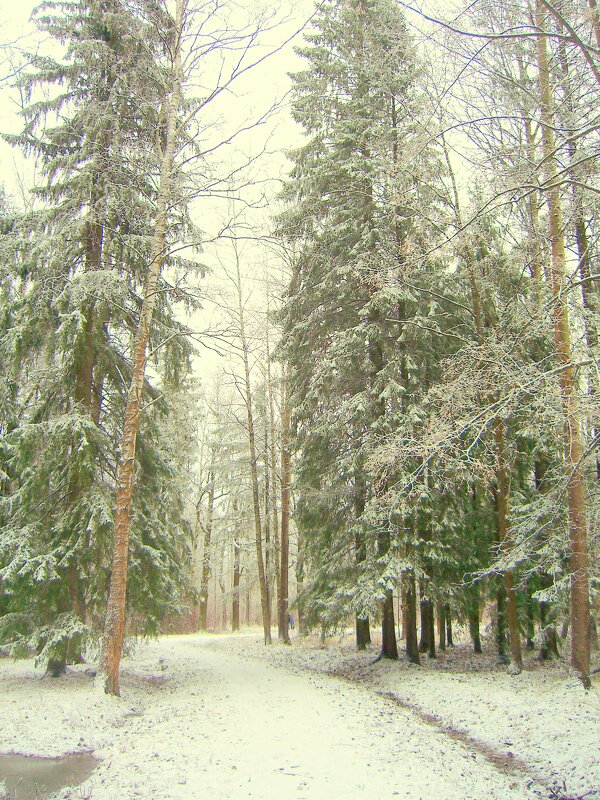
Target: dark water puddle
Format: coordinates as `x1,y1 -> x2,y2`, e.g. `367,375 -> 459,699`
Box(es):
0,753 -> 98,800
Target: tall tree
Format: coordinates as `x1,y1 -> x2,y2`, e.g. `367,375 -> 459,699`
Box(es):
278,0 -> 442,655
0,0 -> 194,675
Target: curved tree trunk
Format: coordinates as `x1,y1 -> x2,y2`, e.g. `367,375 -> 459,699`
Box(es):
98,0 -> 184,696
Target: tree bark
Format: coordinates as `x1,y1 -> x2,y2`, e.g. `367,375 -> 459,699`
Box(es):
437,604 -> 446,651
403,571 -> 420,664
234,247 -> 271,645
278,384 -> 291,644
535,0 -> 591,687
354,472 -> 371,650
445,605 -> 453,646
496,583 -> 509,664
469,610 -> 482,654
376,500 -> 397,660
418,584 -> 432,655
263,432 -> 272,622
588,0 -> 600,48
198,465 -> 215,633
494,422 -> 523,674
525,583 -> 535,651
356,617 -> 371,650
557,33 -> 600,484
266,311 -> 282,621
232,538 -> 241,631
98,0 -> 184,696
381,584 -> 398,659
295,540 -> 307,636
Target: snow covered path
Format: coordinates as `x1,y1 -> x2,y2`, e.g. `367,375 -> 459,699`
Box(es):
117,635 -> 532,800
0,633 -> 550,799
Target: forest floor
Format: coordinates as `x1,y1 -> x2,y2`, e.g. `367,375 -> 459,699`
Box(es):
0,630 -> 598,800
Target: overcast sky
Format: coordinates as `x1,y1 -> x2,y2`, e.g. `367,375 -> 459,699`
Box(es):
0,0 -> 453,386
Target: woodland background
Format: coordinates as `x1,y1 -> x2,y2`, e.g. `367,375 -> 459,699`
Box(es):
0,0 -> 598,694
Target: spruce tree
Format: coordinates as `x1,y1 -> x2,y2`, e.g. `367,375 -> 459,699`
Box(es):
278,0 -> 444,654
0,0 -> 197,672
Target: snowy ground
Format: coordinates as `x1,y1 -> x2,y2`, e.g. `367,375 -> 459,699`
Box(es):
0,631 -> 598,800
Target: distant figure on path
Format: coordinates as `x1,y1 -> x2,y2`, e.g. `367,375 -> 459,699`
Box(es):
288,614 -> 295,630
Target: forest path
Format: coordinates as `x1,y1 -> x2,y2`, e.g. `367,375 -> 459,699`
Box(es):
82,633 -> 539,800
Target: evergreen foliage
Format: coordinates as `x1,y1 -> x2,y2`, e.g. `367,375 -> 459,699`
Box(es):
0,0 -> 199,668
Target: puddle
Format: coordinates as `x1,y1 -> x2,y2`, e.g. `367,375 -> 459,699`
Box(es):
0,753 -> 99,800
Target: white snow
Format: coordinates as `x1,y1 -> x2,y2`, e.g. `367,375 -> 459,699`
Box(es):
0,632 -> 598,799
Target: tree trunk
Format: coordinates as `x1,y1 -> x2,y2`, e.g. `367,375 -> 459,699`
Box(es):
354,473 -> 371,650
219,576 -> 227,630
296,534 -> 307,636
232,538 -> 241,632
98,0 -> 184,696
234,247 -> 271,645
263,436 -> 272,622
198,466 -> 215,633
356,617 -> 371,650
278,385 -> 291,644
469,609 -> 482,654
267,315 -> 282,622
588,0 -> 600,48
496,583 -> 509,665
403,571 -> 420,664
494,422 -> 523,674
557,32 -> 600,484
539,574 -> 560,660
427,601 -> 436,659
381,587 -> 398,659
377,500 -> 397,660
419,584 -> 432,654
437,604 -> 446,651
445,605 -> 453,646
535,0 -> 591,687
525,584 -> 535,651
